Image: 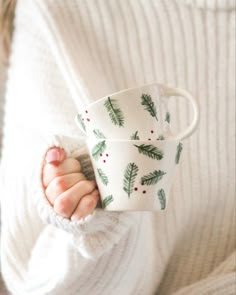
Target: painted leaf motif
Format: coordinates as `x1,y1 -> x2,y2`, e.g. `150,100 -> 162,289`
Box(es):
76,114 -> 86,132
102,195 -> 114,208
165,112 -> 170,123
134,144 -> 163,160
130,131 -> 140,140
175,142 -> 183,164
141,93 -> 158,121
104,97 -> 125,127
97,168 -> 109,185
92,140 -> 107,160
123,162 -> 139,198
157,135 -> 165,140
141,170 -> 166,185
93,129 -> 106,139
158,189 -> 166,210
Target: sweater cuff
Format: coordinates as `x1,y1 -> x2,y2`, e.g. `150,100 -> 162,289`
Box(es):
32,134 -> 139,258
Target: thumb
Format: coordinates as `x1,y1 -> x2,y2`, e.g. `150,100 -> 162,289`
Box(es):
45,147 -> 66,164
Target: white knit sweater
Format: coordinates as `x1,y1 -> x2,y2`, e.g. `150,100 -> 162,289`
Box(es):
0,0 -> 235,294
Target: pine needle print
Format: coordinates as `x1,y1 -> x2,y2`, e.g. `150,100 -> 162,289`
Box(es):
97,168 -> 109,186
102,195 -> 114,208
123,163 -> 139,198
141,93 -> 158,121
175,142 -> 183,164
158,189 -> 166,210
76,114 -> 86,132
130,131 -> 140,140
165,112 -> 170,123
157,135 -> 165,140
92,140 -> 107,160
93,129 -> 106,139
141,170 -> 166,185
104,97 -> 125,127
134,144 -> 164,160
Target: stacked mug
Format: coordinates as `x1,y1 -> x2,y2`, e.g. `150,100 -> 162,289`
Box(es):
75,83 -> 199,211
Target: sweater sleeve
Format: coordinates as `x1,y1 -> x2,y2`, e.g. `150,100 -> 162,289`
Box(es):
0,1 -> 141,293
1,0 -> 137,272
0,130 -> 140,294
31,133 -> 138,259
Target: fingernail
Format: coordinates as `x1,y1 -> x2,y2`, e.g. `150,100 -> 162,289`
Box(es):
71,214 -> 83,221
71,215 -> 77,221
46,149 -> 61,163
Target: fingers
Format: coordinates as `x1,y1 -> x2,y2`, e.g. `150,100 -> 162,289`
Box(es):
53,180 -> 97,218
43,158 -> 82,188
45,172 -> 86,205
43,147 -> 99,221
71,190 -> 100,221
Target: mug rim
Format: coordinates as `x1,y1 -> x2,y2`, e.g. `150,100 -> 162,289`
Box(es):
85,81 -> 164,110
86,137 -> 181,143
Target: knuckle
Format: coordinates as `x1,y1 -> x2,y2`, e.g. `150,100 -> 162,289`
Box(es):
53,176 -> 66,191
85,197 -> 96,208
54,198 -> 70,217
81,180 -> 96,192
72,159 -> 81,172
66,158 -> 81,172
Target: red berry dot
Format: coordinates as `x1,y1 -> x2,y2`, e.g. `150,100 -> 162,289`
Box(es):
141,182 -> 144,185
143,190 -> 146,194
85,110 -> 88,113
86,118 -> 90,122
148,138 -> 151,141
134,187 -> 138,191
103,160 -> 106,163
151,130 -> 154,133
106,153 -> 109,157
100,153 -> 103,157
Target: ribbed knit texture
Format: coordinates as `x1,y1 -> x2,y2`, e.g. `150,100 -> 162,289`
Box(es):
0,65 -> 6,158
0,0 -> 235,294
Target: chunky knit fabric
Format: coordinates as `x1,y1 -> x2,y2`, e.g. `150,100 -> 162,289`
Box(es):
0,0 -> 235,294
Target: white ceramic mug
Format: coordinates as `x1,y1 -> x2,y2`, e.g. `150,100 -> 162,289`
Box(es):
86,138 -> 184,211
75,83 -> 199,141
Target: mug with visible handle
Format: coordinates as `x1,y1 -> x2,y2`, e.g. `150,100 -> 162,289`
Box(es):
75,83 -> 199,211
75,83 -> 199,142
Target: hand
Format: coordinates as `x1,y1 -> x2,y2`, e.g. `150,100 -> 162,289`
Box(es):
42,147 -> 99,221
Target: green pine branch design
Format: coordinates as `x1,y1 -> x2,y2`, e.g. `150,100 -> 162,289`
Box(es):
175,142 -> 183,164
123,162 -> 139,198
134,144 -> 164,160
165,112 -> 170,123
104,97 -> 125,127
141,93 -> 158,121
102,195 -> 114,208
157,135 -> 165,140
97,168 -> 109,186
93,129 -> 106,139
158,189 -> 166,210
76,114 -> 86,132
92,140 -> 107,160
130,131 -> 140,140
141,170 -> 166,185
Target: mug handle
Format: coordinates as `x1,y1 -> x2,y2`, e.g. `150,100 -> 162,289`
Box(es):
161,85 -> 199,141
